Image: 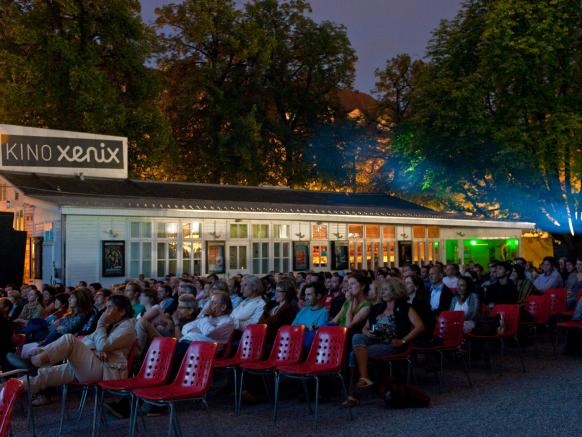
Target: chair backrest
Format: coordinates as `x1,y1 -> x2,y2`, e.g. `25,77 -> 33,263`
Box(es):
267,325 -> 305,365
547,288 -> 567,315
304,326 -> 347,372
525,295 -> 551,324
0,379 -> 24,437
217,331 -> 236,359
134,337 -> 177,385
127,339 -> 139,376
434,311 -> 465,347
172,341 -> 217,393
11,334 -> 26,357
234,324 -> 268,363
491,304 -> 520,336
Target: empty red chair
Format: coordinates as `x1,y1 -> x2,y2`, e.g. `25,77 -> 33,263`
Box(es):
523,295 -> 553,355
214,324 -> 268,414
274,326 -> 350,427
468,304 -> 525,374
130,341 -> 218,437
0,379 -> 24,437
96,336 -> 177,436
559,290 -> 582,319
412,311 -> 471,389
547,288 -> 567,316
238,325 -> 304,414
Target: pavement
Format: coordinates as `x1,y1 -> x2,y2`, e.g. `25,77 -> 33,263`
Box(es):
10,341 -> 582,437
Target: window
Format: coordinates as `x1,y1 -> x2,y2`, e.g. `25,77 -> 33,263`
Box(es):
382,241 -> 395,267
130,242 -> 152,277
182,222 -> 201,239
157,242 -> 177,277
412,226 -> 426,239
230,223 -> 248,238
349,242 -> 363,270
365,225 -> 380,239
182,242 -> 202,275
273,224 -> 290,239
252,224 -> 269,239
229,245 -> 248,270
274,242 -> 291,272
312,224 -> 328,240
366,241 -> 381,269
0,185 -> 6,202
382,226 -> 395,239
348,224 -> 363,239
156,222 -> 177,239
427,226 -> 440,238
252,242 -> 270,274
130,222 -> 152,239
312,244 -> 328,268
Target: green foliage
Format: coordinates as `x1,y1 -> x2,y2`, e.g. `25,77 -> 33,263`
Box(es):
155,0 -> 357,186
0,0 -> 174,177
389,0 -> 582,234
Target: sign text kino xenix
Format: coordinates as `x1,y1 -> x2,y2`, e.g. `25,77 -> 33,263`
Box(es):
0,135 -> 124,169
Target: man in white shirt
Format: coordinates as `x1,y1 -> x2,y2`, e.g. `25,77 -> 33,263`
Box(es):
231,275 -> 266,331
533,256 -> 564,292
443,263 -> 460,291
181,293 -> 234,346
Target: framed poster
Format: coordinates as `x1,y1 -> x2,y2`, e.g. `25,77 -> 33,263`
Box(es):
293,242 -> 310,271
102,240 -> 125,277
207,242 -> 225,274
332,242 -> 349,270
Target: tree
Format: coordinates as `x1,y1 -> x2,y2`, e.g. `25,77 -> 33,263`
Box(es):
0,0 -> 173,177
155,0 -> 357,187
389,0 -> 582,239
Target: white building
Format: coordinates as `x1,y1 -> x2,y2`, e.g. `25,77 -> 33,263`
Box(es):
0,125 -> 535,287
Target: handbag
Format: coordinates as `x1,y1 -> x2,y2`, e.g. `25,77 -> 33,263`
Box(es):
384,383 -> 430,409
473,313 -> 501,336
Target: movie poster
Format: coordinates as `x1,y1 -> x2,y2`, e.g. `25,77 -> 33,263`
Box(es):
207,242 -> 225,274
293,242 -> 309,271
332,242 -> 349,270
102,240 -> 125,277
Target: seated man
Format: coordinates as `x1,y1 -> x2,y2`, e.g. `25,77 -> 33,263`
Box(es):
181,293 -> 234,347
15,295 -> 136,398
292,281 -> 329,349
231,275 -> 266,331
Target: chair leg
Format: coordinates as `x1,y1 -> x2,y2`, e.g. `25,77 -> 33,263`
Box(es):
515,336 -> 526,373
314,377 -> 320,430
273,373 -> 280,423
128,395 -> 136,437
173,404 -> 182,437
201,398 -> 216,437
25,373 -> 37,437
58,384 -> 68,437
338,373 -> 353,421
261,373 -> 273,404
438,351 -> 444,393
301,379 -> 313,414
91,386 -> 99,437
78,386 -> 89,418
130,398 -> 140,437
96,388 -> 106,437
168,401 -> 175,437
232,367 -> 238,414
498,338 -> 505,376
237,369 -> 245,416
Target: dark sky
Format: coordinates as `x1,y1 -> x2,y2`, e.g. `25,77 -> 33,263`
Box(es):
140,0 -> 463,94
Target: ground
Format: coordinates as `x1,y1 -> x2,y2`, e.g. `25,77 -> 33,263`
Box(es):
11,341 -> 582,437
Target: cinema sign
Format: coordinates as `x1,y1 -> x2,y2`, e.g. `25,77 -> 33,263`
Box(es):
0,125 -> 127,179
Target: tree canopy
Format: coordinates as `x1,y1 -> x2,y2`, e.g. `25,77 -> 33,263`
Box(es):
387,0 -> 582,236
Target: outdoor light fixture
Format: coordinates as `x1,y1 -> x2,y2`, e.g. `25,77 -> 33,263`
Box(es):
456,231 -> 466,237
295,232 -> 305,239
333,232 -> 344,239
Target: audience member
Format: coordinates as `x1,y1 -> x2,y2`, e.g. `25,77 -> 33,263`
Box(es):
533,256 -> 564,292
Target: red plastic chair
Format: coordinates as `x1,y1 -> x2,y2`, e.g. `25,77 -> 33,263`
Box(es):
214,324 -> 268,414
237,325 -> 305,414
274,326 -> 351,427
522,295 -> 555,355
546,288 -> 567,316
559,290 -> 582,319
412,311 -> 472,389
0,379 -> 24,437
467,304 -> 526,374
130,341 -> 218,437
95,337 -> 177,437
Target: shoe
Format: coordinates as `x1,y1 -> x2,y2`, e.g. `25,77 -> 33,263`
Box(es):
103,400 -> 130,419
6,353 -> 32,371
31,394 -> 50,406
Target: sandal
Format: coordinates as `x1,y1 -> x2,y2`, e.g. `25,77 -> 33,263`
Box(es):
356,377 -> 374,389
341,396 -> 360,408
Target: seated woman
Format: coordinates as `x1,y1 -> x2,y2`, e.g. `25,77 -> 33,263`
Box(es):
21,293 -> 70,341
17,296 -> 136,397
7,290 -> 25,321
260,279 -> 298,344
450,276 -> 479,333
330,273 -> 372,334
14,289 -> 44,328
40,287 -> 57,318
345,278 -> 424,405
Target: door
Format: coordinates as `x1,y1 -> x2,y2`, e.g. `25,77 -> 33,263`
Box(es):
227,244 -> 249,276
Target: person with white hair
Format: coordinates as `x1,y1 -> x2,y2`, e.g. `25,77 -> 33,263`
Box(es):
230,275 -> 266,330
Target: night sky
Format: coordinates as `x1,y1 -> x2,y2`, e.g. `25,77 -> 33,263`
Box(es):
140,0 -> 463,94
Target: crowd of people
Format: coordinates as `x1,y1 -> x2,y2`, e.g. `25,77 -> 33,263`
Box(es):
0,254 -> 581,414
